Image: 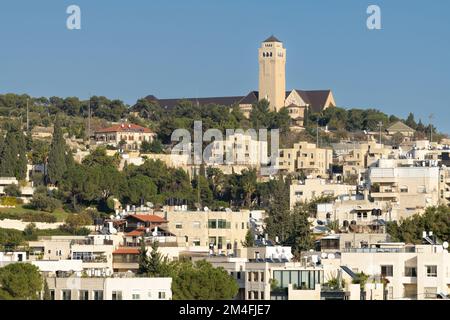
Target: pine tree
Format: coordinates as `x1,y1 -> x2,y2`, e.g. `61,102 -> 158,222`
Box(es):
47,116 -> 67,185
148,240 -> 169,277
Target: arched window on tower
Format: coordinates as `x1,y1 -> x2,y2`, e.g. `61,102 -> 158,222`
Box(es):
270,52 -> 273,57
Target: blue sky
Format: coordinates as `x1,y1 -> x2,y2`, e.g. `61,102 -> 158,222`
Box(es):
0,0 -> 449,132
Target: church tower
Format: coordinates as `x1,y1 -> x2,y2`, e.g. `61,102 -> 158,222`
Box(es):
258,35 -> 286,111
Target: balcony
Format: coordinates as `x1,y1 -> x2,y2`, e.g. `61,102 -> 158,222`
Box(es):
370,192 -> 398,199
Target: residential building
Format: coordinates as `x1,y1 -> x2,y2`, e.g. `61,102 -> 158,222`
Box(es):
155,208 -> 251,254
387,121 -> 415,138
340,242 -> 450,300
290,178 -> 356,209
277,141 -> 333,177
94,123 -> 155,151
368,159 -> 440,219
45,276 -> 172,300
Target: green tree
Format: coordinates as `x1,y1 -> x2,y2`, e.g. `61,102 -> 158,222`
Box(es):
42,279 -> 51,300
0,127 -> 27,180
171,260 -> 238,300
242,229 -> 255,247
47,116 -> 67,185
147,241 -> 170,277
3,184 -> 21,197
125,174 -> 157,205
0,263 -> 43,300
137,235 -> 150,275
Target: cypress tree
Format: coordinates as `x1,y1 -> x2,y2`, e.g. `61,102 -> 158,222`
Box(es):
0,128 -> 27,180
47,116 -> 67,185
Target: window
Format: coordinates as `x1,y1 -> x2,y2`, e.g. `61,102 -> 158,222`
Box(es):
50,290 -> 55,300
94,290 -> 103,300
158,292 -> 166,299
237,272 -> 241,280
175,223 -> 182,229
426,265 -> 437,277
192,239 -> 201,246
345,241 -> 352,249
208,219 -> 217,229
404,267 -> 417,277
260,291 -> 265,300
132,294 -> 140,300
62,290 -> 71,301
247,271 -> 252,282
400,186 -> 408,193
112,291 -> 122,300
260,272 -> 264,282
248,291 -> 252,299
242,222 -> 245,229
79,290 -> 89,300
381,265 -> 393,277
254,272 -> 259,282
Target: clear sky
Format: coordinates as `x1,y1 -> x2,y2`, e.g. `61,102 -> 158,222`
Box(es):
0,0 -> 449,132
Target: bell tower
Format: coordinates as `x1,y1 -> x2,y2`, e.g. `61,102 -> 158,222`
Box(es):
258,35 -> 286,111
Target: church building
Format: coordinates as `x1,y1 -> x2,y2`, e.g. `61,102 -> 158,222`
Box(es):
143,36 -> 336,127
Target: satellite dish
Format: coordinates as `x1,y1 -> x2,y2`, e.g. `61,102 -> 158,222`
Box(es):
443,242 -> 449,249
328,253 -> 335,259
321,252 -> 328,259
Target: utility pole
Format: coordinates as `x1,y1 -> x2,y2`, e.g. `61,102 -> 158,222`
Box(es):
87,95 -> 91,140
26,98 -> 29,132
429,114 -> 434,143
316,118 -> 319,147
378,121 -> 383,147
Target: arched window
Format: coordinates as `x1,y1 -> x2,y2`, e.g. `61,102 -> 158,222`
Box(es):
263,52 -> 266,57
270,52 -> 273,57
326,213 -> 331,220
343,220 -> 349,227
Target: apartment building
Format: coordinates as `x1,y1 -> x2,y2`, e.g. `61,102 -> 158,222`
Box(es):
290,178 -> 356,209
45,276 -> 172,300
368,159 -> 440,219
155,208 -> 250,253
277,141 -> 333,177
332,141 -> 394,182
340,242 -> 450,300
316,196 -> 395,227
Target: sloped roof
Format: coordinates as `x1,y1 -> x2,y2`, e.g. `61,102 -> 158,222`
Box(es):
263,35 -> 281,43
95,123 -> 152,134
126,214 -> 167,223
387,121 -> 415,133
238,91 -> 259,105
144,95 -> 244,110
285,90 -> 334,113
113,247 -> 139,255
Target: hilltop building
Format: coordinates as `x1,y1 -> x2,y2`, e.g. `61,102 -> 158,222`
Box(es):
142,36 -> 336,124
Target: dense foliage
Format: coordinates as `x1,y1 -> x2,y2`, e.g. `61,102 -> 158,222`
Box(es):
0,263 -> 43,300
387,206 -> 450,243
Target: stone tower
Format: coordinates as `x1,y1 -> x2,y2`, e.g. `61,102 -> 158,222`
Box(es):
258,35 -> 286,111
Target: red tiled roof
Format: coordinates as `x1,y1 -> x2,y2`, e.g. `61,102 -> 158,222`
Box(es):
113,247 -> 139,255
95,123 -> 153,134
125,229 -> 145,237
127,214 -> 167,223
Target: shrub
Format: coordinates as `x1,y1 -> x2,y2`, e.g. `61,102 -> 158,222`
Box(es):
29,194 -> 61,213
3,184 -> 21,197
0,196 -> 17,207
